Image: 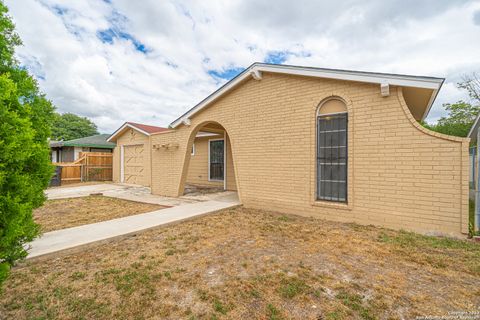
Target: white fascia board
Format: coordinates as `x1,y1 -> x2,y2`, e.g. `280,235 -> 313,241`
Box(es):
257,65 -> 443,89
107,123 -> 151,142
422,87 -> 441,121
170,63 -> 444,128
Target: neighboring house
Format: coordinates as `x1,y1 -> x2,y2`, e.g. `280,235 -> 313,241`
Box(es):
50,134 -> 116,163
109,63 -> 470,236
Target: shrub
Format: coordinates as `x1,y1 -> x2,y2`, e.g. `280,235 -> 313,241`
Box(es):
0,2 -> 55,287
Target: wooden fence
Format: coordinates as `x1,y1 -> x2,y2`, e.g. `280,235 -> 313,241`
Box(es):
52,152 -> 113,185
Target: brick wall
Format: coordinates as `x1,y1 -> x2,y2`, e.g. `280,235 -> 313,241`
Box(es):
150,72 -> 469,236
112,147 -> 119,182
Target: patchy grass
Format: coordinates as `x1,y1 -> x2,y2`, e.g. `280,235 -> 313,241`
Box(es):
378,229 -> 480,275
34,196 -> 166,232
266,303 -> 284,320
278,277 -> 309,298
335,290 -> 375,320
1,207 -> 479,319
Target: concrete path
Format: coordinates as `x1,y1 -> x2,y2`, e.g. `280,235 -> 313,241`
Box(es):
45,183 -> 236,207
28,192 -> 240,259
46,183 -> 127,200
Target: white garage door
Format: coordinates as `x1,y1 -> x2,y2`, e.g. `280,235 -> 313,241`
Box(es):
123,144 -> 145,185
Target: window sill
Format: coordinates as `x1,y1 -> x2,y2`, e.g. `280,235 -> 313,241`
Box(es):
312,200 -> 352,210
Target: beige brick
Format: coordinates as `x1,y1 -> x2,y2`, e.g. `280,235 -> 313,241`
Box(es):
144,72 -> 468,237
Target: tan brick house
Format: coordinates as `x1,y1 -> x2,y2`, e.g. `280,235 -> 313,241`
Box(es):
110,63 -> 469,236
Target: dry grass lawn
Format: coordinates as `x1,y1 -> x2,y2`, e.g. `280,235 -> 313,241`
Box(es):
2,207 -> 479,319
34,196 -> 166,232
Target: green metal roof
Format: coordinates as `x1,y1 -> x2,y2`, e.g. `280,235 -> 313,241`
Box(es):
59,134 -> 116,149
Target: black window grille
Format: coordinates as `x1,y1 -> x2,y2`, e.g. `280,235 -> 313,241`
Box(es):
209,140 -> 224,180
317,113 -> 347,202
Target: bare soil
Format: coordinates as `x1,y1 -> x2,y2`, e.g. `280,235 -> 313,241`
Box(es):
2,207 -> 479,319
184,184 -> 225,196
34,196 -> 166,232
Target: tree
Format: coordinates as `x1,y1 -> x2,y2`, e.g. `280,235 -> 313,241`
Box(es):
423,101 -> 480,137
0,2 -> 54,286
423,73 -> 480,138
51,112 -> 98,141
459,72 -> 480,104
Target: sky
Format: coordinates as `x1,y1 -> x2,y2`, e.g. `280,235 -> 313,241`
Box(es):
5,0 -> 480,133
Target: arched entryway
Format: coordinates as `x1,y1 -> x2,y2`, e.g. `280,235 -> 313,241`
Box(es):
179,121 -> 238,196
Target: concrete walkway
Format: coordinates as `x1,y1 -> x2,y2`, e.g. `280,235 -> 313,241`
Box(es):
46,183 -> 236,206
28,192 -> 240,259
46,183 -> 199,206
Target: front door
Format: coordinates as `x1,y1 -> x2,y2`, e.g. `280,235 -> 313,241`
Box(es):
209,139 -> 224,181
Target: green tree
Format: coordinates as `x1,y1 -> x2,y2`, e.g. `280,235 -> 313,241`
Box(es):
0,2 -> 54,286
51,112 -> 98,141
424,73 -> 480,138
423,101 -> 480,137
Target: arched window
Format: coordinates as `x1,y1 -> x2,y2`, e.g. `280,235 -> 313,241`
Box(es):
317,99 -> 348,202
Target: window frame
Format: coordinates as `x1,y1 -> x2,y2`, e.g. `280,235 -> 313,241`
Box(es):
316,111 -> 348,203
191,143 -> 195,156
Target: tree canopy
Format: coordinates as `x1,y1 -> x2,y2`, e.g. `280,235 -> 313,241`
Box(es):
51,112 -> 99,141
424,74 -> 480,138
423,101 -> 480,137
0,1 -> 54,286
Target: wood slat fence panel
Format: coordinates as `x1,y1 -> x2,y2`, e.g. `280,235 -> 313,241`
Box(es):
52,152 -> 113,185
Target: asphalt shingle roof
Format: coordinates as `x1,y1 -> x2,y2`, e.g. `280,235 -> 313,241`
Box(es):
51,134 -> 116,149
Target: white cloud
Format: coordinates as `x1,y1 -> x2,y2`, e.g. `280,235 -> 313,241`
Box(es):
4,0 -> 480,133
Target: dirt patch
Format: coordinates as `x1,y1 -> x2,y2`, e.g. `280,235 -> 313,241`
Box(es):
184,184 -> 225,196
34,196 -> 167,232
2,207 -> 479,319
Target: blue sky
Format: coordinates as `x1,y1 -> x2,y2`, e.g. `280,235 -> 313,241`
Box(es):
4,0 -> 480,133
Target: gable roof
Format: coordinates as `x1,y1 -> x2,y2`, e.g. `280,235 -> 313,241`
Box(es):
126,122 -> 169,134
50,134 -> 116,149
107,122 -> 169,142
170,62 -> 444,128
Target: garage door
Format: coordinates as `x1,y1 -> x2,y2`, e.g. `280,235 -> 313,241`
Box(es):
123,144 -> 145,185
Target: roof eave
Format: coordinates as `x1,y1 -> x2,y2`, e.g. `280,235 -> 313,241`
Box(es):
107,123 -> 151,142
420,78 -> 445,121
62,143 -> 115,148
169,62 -> 444,128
